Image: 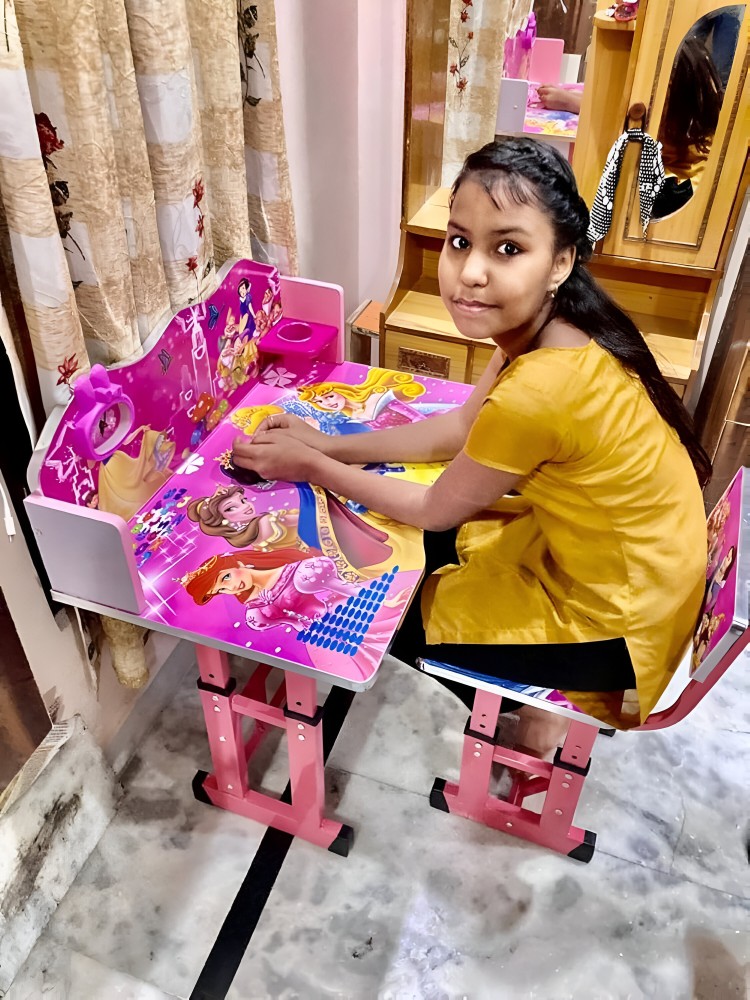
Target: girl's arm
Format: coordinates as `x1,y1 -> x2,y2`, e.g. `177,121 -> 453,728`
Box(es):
241,348 -> 507,466
235,435 -> 519,533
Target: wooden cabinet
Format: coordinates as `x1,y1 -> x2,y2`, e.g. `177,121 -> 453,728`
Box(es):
383,0 -> 749,398
599,1 -> 749,270
574,0 -> 749,396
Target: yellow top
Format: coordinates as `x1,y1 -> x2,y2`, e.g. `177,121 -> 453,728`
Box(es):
421,340 -> 707,729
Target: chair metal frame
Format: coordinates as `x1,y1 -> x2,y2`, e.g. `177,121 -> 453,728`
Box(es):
421,468 -> 750,862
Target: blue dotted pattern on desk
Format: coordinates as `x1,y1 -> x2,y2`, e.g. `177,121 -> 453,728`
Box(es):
297,566 -> 399,656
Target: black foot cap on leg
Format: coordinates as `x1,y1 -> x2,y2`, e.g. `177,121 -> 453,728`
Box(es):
430,777 -> 450,813
568,829 -> 597,863
599,727 -> 616,738
328,824 -> 354,857
192,770 -> 212,806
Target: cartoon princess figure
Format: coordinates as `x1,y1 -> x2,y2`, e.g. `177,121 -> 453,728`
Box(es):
706,496 -> 731,575
191,475 -> 393,572
97,425 -> 175,520
237,278 -> 255,336
188,485 -> 306,553
297,369 -> 426,433
704,545 -> 736,614
692,610 -> 726,670
217,309 -> 258,391
180,550 -> 361,632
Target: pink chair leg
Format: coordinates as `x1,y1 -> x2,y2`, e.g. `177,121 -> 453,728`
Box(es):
193,646 -> 353,856
535,720 -> 598,860
430,688 -> 502,815
431,689 -> 598,862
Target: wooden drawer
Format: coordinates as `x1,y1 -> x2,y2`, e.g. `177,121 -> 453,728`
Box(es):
381,329 -> 469,382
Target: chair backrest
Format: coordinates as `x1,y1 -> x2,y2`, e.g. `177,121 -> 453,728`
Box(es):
639,466 -> 749,730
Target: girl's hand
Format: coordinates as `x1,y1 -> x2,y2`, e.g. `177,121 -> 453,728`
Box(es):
252,412 -> 330,453
232,432 -> 320,483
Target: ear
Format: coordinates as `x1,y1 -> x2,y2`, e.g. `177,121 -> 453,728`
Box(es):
551,246 -> 576,288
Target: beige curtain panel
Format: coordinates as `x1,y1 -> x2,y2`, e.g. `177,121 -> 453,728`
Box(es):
0,0 -> 297,689
0,0 -> 297,416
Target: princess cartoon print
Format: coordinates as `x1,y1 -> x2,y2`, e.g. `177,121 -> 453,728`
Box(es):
180,551 -> 360,632
297,369 -> 426,433
187,485 -> 305,552
217,309 -> 258,392
188,480 -> 393,572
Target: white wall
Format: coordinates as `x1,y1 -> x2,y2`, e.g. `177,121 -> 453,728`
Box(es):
276,0 -> 406,316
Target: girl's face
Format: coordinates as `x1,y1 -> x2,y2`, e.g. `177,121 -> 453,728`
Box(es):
218,494 -> 255,523
211,566 -> 257,597
438,179 -> 571,349
313,389 -> 347,412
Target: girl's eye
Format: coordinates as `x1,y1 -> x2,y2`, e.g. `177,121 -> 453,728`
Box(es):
221,573 -> 231,583
498,241 -> 521,256
449,234 -> 470,251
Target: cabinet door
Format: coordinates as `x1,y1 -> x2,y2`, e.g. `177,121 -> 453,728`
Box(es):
603,1 -> 749,268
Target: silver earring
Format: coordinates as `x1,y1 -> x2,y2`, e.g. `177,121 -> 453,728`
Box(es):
549,284 -> 558,298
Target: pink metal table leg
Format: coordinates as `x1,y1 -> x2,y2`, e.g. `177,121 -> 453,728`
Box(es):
195,646 -> 247,798
192,645 -> 353,856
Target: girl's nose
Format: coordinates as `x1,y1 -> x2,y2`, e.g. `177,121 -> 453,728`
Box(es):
460,249 -> 489,287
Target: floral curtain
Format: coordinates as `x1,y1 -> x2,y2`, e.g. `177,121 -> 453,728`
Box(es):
0,0 -> 297,416
0,0 -> 298,689
441,0 -> 533,186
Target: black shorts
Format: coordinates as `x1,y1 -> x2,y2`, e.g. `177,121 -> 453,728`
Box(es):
389,529 -> 636,693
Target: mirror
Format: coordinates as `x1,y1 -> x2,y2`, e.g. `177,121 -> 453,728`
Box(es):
653,5 -> 745,220
443,0 -> 598,184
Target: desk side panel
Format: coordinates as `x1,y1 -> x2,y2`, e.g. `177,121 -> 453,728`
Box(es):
24,496 -> 145,614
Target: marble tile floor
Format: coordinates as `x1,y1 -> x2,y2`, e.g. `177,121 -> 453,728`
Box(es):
7,651 -> 750,1000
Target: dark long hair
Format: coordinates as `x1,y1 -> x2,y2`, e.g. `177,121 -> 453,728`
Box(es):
660,35 -> 723,157
451,138 -> 712,487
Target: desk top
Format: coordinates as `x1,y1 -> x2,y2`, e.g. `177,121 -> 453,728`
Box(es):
122,360 -> 471,687
31,259 -> 474,689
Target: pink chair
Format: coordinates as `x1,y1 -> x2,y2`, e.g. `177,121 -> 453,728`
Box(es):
419,467 -> 749,862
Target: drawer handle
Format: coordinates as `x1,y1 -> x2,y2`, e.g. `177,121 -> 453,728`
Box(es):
397,346 -> 450,379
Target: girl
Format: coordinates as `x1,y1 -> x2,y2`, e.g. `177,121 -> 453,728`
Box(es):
231,138 -> 709,754
180,550 -> 360,632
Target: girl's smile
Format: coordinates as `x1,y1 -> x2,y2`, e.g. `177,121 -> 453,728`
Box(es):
452,298 -> 498,315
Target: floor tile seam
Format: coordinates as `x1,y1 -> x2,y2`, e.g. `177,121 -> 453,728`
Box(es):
16,937 -> 180,1000
324,763 -> 438,801
597,846 -> 750,902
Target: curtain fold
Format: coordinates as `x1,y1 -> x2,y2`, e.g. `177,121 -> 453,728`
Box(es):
0,0 -> 296,412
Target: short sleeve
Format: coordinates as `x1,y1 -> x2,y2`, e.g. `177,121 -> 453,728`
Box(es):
464,370 -> 565,476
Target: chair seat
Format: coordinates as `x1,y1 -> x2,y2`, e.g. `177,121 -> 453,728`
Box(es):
417,657 -> 607,728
